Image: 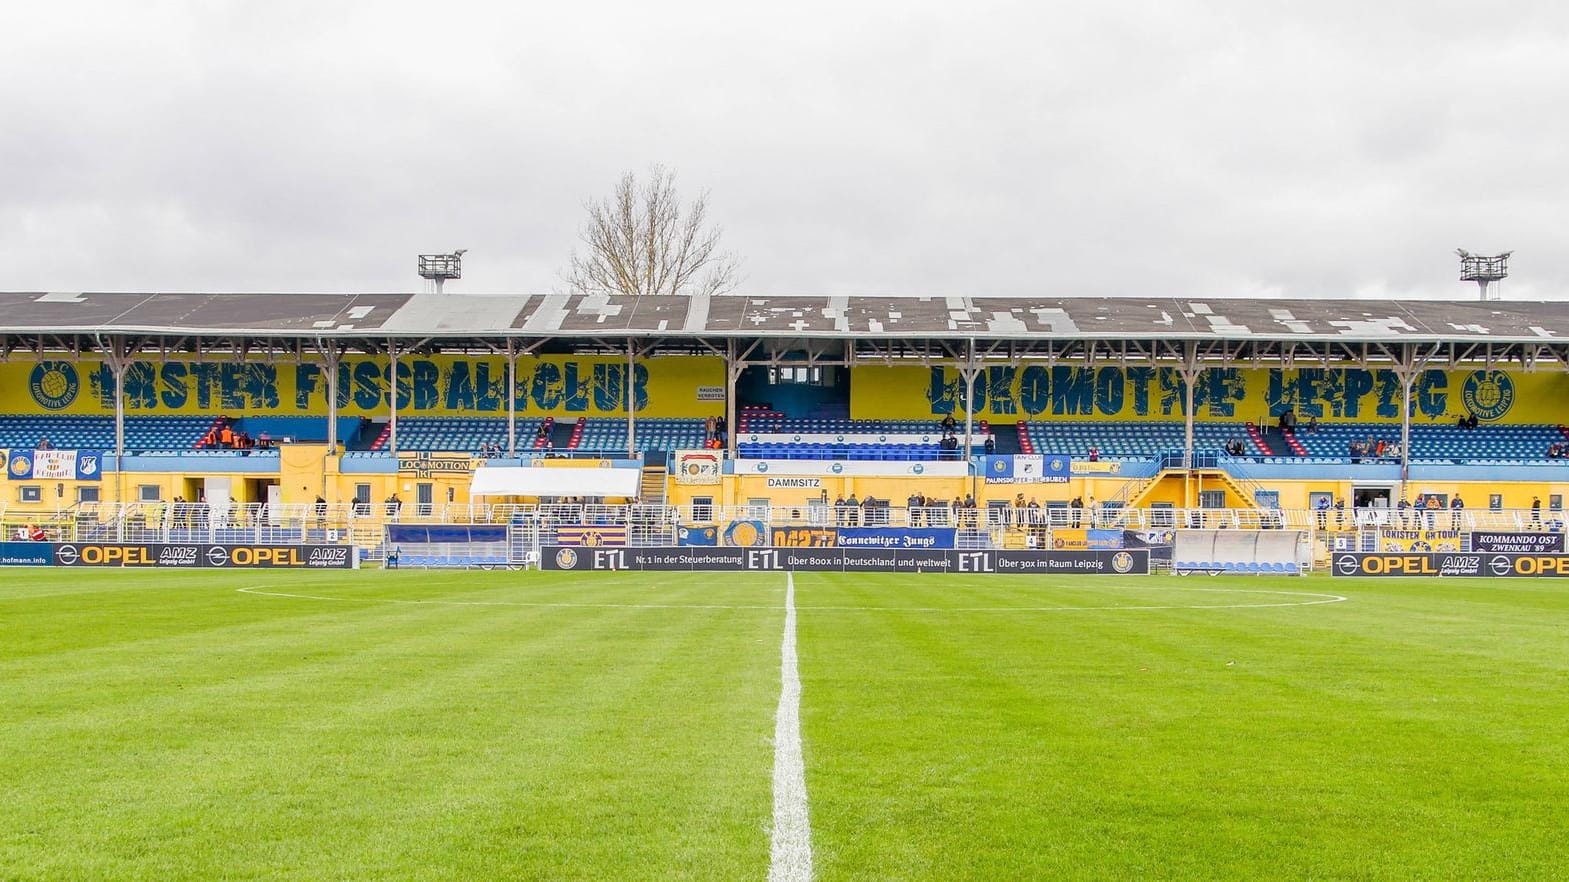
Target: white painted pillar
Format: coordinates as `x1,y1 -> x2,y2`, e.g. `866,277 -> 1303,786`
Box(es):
388,344 -> 399,454
506,340 -> 518,458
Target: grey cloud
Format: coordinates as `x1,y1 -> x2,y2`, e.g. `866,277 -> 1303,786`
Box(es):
1,0 -> 1566,299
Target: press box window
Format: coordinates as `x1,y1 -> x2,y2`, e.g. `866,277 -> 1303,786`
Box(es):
19,485 -> 42,503
138,485 -> 162,502
76,486 -> 101,504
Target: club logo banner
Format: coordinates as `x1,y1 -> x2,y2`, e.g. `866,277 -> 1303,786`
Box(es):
674,451 -> 721,485
851,365 -> 1563,424
1,355 -> 724,418
554,525 -> 627,546
984,454 -> 1070,484
5,449 -> 104,481
675,525 -> 718,546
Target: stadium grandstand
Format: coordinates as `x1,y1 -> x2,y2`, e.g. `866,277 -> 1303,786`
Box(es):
3,290 -> 1569,569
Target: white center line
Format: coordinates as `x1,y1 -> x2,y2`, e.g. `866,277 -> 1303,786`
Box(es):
768,572 -> 813,882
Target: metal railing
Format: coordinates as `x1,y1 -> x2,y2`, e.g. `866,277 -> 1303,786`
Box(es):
3,502 -> 1561,564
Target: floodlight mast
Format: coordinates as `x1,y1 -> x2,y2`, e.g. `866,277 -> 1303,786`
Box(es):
1456,248 -> 1510,301
417,249 -> 466,294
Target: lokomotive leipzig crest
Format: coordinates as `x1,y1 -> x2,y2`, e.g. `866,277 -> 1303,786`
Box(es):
554,548 -> 578,570
1460,370 -> 1514,422
29,361 -> 80,410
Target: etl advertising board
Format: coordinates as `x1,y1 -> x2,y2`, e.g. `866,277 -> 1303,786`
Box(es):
541,546 -> 1149,575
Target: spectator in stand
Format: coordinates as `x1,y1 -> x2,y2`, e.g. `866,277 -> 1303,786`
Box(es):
1532,496 -> 1542,526
1348,440 -> 1362,462
1070,495 -> 1084,528
1306,415 -> 1319,433
715,415 -> 727,444
1451,493 -> 1465,530
1466,413 -> 1479,430
36,437 -> 52,450
704,416 -> 716,442
1087,496 -> 1101,527
1335,497 -> 1346,529
1280,408 -> 1297,434
219,425 -> 235,447
984,435 -> 996,455
1396,496 -> 1411,529
1316,495 -> 1330,529
941,414 -> 958,433
1087,446 -> 1099,462
1375,439 -> 1387,458
907,492 -> 921,526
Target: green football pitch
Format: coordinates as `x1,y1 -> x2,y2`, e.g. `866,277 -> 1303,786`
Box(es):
3,569 -> 1568,881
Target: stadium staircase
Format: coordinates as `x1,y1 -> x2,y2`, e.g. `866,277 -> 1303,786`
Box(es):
639,465 -> 668,504
1015,421 -> 1034,454
1245,423 -> 1274,455
1257,425 -> 1305,456
988,422 -> 1022,455
547,418 -> 575,450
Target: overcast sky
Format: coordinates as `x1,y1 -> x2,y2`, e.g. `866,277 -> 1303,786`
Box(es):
3,1 -> 1566,300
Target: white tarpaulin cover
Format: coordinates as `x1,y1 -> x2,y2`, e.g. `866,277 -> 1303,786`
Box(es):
469,466 -> 641,497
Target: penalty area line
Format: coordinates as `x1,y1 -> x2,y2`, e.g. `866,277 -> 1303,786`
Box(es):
769,571 -> 813,882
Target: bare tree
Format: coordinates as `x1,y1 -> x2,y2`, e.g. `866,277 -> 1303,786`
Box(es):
565,165 -> 740,298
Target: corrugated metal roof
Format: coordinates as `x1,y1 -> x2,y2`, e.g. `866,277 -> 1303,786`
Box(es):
2,291 -> 1566,343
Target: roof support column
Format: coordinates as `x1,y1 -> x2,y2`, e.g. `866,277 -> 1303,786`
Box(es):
726,338 -> 739,458
961,338 -> 979,461
320,341 -> 340,453
626,337 -> 636,460
506,339 -> 518,458
1180,342 -> 1200,473
388,342 -> 399,455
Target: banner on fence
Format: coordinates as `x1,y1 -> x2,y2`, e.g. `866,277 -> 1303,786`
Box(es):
771,526 -> 838,547
540,546 -> 1149,575
722,520 -> 768,546
675,525 -> 718,546
1332,552 -> 1569,577
49,543 -> 356,569
984,454 -> 1070,484
674,451 -> 721,485
835,527 -> 957,550
1380,529 -> 1462,552
554,524 -> 627,546
1470,532 -> 1566,554
1050,528 -> 1124,551
6,449 -> 103,481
